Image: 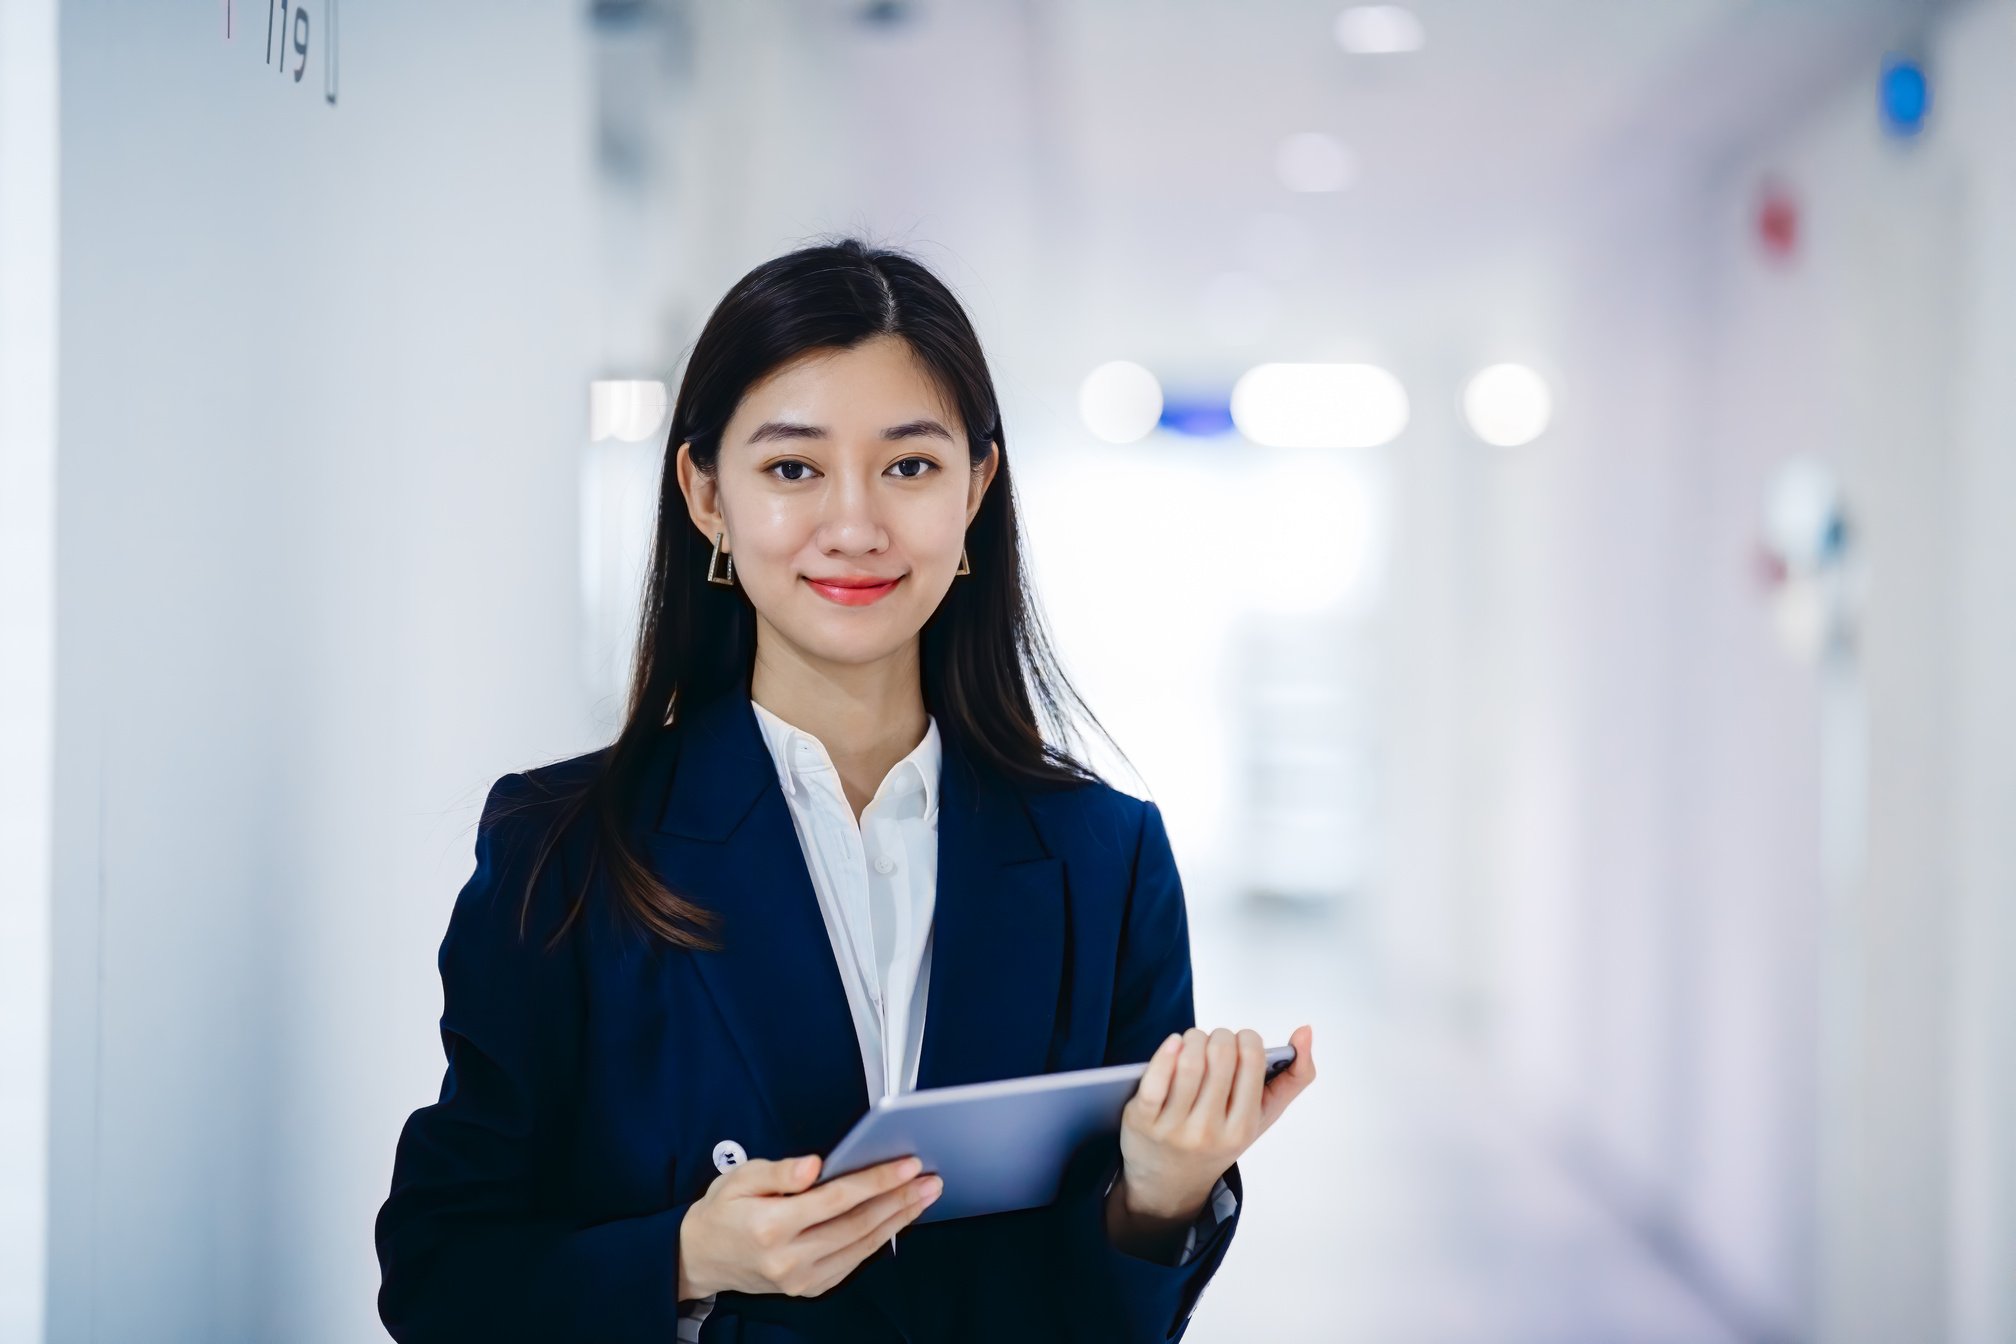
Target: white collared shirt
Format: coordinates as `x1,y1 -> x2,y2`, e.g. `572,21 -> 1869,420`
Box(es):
748,697 -> 942,1107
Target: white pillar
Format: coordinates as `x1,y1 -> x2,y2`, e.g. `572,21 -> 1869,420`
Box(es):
0,0 -> 60,1337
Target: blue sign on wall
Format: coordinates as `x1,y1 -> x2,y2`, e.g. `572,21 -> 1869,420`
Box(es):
1879,54 -> 1928,137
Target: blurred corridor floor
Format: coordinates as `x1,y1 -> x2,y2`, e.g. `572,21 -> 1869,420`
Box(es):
1184,898 -> 1744,1344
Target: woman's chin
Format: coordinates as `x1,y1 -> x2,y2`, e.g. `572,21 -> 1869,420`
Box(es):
780,620 -> 921,668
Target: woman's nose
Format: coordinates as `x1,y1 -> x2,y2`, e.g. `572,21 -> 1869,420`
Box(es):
817,474 -> 889,549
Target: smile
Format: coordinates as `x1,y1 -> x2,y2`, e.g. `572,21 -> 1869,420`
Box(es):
804,575 -> 903,606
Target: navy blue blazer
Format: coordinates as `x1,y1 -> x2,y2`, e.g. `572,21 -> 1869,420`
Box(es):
375,689 -> 1242,1343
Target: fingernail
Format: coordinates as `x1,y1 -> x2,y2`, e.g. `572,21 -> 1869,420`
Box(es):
900,1158 -> 922,1179
799,1156 -> 818,1177
920,1177 -> 943,1202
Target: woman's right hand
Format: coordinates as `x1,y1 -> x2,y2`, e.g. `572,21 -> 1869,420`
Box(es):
676,1153 -> 943,1302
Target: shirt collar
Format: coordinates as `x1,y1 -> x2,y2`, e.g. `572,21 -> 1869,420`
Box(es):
749,697 -> 941,821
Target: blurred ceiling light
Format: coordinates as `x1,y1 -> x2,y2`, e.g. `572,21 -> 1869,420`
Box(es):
590,379 -> 668,442
1231,363 -> 1409,448
1198,270 -> 1280,346
1275,132 -> 1356,193
1078,361 -> 1164,444
1333,5 -> 1425,54
1461,363 -> 1553,446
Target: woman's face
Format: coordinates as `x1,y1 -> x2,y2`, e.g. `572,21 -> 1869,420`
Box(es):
677,333 -> 997,672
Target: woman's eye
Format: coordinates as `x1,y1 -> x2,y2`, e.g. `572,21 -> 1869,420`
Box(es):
764,458 -> 933,482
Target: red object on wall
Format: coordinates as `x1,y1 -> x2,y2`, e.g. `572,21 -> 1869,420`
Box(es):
1757,179 -> 1800,263
1754,540 -> 1789,589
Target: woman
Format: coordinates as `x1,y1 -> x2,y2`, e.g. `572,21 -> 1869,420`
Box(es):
374,237 -> 1317,1343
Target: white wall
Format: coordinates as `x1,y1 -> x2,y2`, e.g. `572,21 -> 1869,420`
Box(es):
1937,15 -> 2016,1342
1686,9 -> 2016,1337
1,0 -> 59,1337
47,5 -> 600,1340
1443,3 -> 2016,1340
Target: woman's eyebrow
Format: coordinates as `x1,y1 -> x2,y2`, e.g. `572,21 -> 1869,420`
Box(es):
746,417 -> 955,444
882,418 -> 956,441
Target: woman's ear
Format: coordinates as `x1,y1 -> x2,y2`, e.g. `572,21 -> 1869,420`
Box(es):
675,440 -> 726,544
967,440 -> 1000,525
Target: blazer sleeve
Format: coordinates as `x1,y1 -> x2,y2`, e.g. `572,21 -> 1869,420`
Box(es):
374,772 -> 698,1344
1041,797 -> 1243,1342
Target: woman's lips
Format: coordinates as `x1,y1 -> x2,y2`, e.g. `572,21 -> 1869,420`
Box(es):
805,575 -> 903,606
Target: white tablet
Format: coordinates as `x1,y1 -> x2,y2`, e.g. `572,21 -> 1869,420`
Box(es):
816,1044 -> 1296,1224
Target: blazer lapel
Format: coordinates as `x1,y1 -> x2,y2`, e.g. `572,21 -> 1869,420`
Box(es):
644,692 -> 871,1157
642,690 -> 1070,1156
914,730 -> 1067,1091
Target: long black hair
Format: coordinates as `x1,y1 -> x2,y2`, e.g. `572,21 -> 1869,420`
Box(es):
508,235 -> 1127,954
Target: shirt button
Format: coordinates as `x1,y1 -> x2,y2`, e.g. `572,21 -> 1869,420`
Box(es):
873,855 -> 896,874
712,1139 -> 747,1173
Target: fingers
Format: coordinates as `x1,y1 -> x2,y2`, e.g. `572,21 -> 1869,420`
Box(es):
1260,1023 -> 1318,1131
1127,1033 -> 1181,1125
729,1154 -> 824,1196
1155,1028 -> 1209,1131
788,1154 -> 924,1227
801,1168 -> 942,1261
1226,1028 -> 1266,1136
1149,1024 -> 1306,1140
1190,1028 -> 1238,1125
801,1173 -> 941,1293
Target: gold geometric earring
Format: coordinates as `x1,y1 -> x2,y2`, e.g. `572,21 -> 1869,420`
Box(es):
955,544 -> 971,576
706,530 -> 736,586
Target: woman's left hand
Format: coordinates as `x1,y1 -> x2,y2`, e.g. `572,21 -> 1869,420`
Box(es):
1107,1023 -> 1317,1251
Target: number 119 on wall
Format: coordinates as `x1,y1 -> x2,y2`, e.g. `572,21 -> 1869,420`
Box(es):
263,0 -> 338,106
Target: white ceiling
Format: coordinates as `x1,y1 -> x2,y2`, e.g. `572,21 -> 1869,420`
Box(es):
604,0 -> 1950,383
